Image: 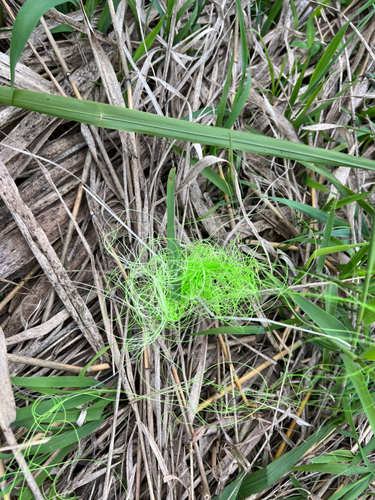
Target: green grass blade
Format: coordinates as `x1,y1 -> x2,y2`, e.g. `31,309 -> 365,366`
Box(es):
306,243 -> 369,270
268,197 -> 350,228
167,168 -> 181,301
3,88 -> 375,172
291,294 -> 352,345
300,21 -> 350,101
97,0 -> 121,33
328,475 -> 372,500
11,376 -> 105,389
316,199 -> 336,272
192,326 -> 265,336
363,297 -> 375,327
27,417 -> 105,455
238,419 -> 341,496
133,15 -> 166,63
342,355 -> 375,437
6,445 -> 74,500
173,2 -> 197,45
217,473 -> 244,500
356,214 -> 375,332
261,0 -> 283,36
292,463 -> 368,476
339,245 -> 369,280
9,0 -> 70,88
215,54 -> 234,128
306,16 -> 315,49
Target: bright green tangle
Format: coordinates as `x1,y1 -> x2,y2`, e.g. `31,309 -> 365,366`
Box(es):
112,240 -> 268,351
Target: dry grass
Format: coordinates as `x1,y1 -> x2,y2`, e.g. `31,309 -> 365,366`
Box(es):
0,0 -> 375,498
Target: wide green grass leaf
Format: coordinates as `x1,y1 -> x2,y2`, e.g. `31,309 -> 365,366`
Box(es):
238,419 -> 340,496
9,0 -> 70,87
291,294 -> 352,345
342,355 -> 375,437
12,376 -> 106,389
2,88 -> 375,171
26,417 -> 105,455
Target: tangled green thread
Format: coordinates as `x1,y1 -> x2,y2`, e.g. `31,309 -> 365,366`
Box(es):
109,240 -> 269,352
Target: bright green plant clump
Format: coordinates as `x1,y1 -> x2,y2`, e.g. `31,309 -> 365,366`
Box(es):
110,240 -> 266,351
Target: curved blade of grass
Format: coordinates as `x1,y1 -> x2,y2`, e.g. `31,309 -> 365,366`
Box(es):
9,0 -> 70,88
355,214 -> 375,335
3,88 -> 375,172
261,0 -> 283,36
217,473 -> 244,500
342,355 -> 375,437
303,173 -> 331,193
238,418 -> 341,496
97,0 -> 121,33
339,245 -> 369,280
18,445 -> 74,500
173,2 -> 197,45
306,243 -> 369,269
0,444 -> 74,500
291,294 -> 352,345
269,197 -> 350,227
328,475 -> 372,500
13,392 -> 105,426
133,14 -> 165,64
300,21 -> 350,102
363,297 -> 375,327
215,54 -> 234,128
26,417 -> 105,455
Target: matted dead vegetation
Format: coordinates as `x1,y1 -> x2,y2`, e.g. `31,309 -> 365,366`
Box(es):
0,0 -> 375,498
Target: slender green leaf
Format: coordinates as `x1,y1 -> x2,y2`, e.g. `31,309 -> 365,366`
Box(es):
201,166 -> 232,196
342,355 -> 375,437
336,192 -> 370,209
215,54 -> 234,128
26,417 -> 105,455
12,376 -> 105,389
292,463 -> 368,476
261,0 -> 283,36
301,21 -> 350,100
306,17 -> 315,49
97,0 -> 121,33
9,0 -> 70,88
133,15 -> 166,63
339,245 -> 369,280
49,24 -> 75,34
192,326 -> 265,336
2,88 -> 375,172
167,168 -> 181,300
356,213 -> 375,331
306,243 -> 368,269
303,173 -> 330,192
238,419 -> 341,496
311,450 -> 354,464
173,2 -> 197,44
316,200 -> 336,272
363,297 -> 375,327
218,473 -> 244,500
269,197 -> 350,227
328,475 -> 372,500
292,294 -> 352,345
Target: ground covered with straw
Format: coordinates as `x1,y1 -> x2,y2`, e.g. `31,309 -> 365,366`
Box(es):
0,0 -> 375,498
